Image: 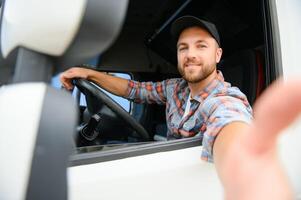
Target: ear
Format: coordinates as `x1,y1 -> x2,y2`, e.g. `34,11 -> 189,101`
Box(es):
216,47 -> 223,63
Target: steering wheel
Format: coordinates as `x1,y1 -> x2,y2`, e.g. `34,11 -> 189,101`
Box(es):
73,79 -> 150,140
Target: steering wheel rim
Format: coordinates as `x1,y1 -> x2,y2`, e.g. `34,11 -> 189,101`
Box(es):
73,78 -> 150,140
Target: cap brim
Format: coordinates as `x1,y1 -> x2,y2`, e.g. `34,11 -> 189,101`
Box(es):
171,15 -> 220,46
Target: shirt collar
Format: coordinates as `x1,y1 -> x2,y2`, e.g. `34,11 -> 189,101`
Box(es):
191,70 -> 225,103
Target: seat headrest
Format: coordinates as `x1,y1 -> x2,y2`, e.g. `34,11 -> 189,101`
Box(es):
0,0 -> 129,74
218,49 -> 259,105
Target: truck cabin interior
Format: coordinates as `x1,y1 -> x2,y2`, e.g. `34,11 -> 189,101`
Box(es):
75,0 -> 267,147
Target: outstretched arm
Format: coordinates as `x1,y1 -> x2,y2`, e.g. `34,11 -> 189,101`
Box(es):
213,79 -> 301,200
60,67 -> 130,97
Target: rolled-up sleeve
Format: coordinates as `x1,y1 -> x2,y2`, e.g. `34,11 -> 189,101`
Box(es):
125,80 -> 168,105
201,96 -> 253,162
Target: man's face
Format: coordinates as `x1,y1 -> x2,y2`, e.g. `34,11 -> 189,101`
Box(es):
177,26 -> 222,83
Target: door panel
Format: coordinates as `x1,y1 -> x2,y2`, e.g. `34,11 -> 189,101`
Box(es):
68,146 -> 223,200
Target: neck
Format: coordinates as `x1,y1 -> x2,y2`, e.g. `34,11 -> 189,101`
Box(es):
188,70 -> 217,98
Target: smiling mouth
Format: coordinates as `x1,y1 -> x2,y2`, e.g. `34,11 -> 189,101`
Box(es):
184,64 -> 201,68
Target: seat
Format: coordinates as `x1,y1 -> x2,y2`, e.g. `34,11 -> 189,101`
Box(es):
218,48 -> 265,105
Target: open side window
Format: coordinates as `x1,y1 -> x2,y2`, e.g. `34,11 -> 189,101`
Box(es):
70,0 -> 268,166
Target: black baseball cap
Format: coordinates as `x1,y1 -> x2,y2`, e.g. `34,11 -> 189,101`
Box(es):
171,15 -> 221,47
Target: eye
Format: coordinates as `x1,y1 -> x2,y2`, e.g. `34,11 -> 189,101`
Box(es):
178,46 -> 187,51
197,44 -> 207,49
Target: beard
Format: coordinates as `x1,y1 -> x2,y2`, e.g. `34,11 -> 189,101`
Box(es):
178,63 -> 216,83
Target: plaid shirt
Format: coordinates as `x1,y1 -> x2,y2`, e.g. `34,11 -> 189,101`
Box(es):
126,71 -> 253,162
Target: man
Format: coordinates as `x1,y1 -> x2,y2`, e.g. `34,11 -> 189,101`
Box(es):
61,16 -> 294,199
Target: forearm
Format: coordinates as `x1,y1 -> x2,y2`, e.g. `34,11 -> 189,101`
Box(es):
87,70 -> 129,97
126,80 -> 167,104
60,67 -> 166,103
213,122 -> 247,183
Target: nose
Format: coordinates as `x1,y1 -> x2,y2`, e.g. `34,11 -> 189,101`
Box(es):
185,47 -> 197,61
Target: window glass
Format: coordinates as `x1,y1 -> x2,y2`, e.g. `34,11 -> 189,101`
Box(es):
51,72 -> 132,112
51,74 -> 61,89
104,73 -> 131,112
78,73 -> 131,112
